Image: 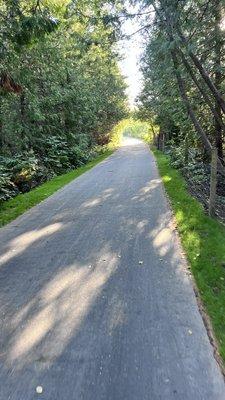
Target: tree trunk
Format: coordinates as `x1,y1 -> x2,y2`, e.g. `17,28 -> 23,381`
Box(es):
170,48 -> 212,155
179,49 -> 225,135
177,29 -> 225,115
156,0 -> 225,115
214,0 -> 224,161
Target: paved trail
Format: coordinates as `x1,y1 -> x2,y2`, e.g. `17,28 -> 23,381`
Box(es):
0,138 -> 224,400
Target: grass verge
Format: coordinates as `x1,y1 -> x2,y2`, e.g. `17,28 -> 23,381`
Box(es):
153,148 -> 225,365
0,150 -> 113,228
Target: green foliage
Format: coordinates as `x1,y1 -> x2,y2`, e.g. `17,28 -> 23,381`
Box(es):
0,150 -> 113,227
13,14 -> 59,47
0,152 -> 45,201
0,0 -> 127,202
114,118 -> 158,143
138,0 -> 225,158
106,119 -> 126,149
138,27 -> 192,142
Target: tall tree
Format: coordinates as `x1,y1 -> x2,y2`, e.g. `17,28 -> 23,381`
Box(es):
0,0 -> 127,200
137,0 -> 225,162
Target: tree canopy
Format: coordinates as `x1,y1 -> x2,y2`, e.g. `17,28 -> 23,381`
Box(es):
0,0 -> 127,200
137,0 -> 225,165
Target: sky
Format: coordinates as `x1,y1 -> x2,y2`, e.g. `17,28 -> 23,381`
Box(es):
118,8 -> 145,108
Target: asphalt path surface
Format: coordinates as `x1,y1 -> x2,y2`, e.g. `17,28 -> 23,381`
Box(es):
0,138 -> 224,399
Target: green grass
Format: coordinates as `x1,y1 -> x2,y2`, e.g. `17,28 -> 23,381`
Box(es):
0,150 -> 113,228
153,149 -> 225,364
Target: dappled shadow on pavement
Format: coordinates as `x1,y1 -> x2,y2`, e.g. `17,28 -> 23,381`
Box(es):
0,174 -> 162,369
0,140 -> 223,400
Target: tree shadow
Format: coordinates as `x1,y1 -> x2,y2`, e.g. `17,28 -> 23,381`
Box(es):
0,141 -> 222,399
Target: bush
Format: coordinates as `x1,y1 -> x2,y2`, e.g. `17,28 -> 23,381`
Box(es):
0,122 -> 123,203
0,171 -> 19,201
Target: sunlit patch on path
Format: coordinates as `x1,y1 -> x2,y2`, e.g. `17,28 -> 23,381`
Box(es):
0,138 -> 224,400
